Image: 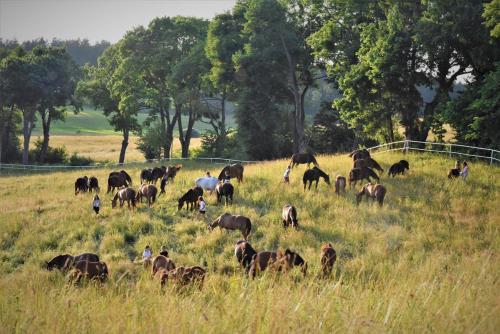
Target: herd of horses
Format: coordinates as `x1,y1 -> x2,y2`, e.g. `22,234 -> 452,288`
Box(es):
62,148 -> 470,288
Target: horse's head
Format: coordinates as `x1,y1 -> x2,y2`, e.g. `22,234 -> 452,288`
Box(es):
208,219 -> 219,231
111,196 -> 118,208
177,198 -> 183,211
355,188 -> 365,205
324,174 -> 331,185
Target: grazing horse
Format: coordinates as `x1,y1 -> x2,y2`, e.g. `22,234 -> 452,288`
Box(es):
151,166 -> 166,184
107,174 -> 128,193
248,249 -> 307,278
140,169 -> 154,184
71,260 -> 108,284
178,187 -> 203,211
349,149 -> 371,161
88,176 -> 99,193
136,184 -> 158,207
151,255 -> 176,277
290,153 -> 318,168
218,163 -> 244,183
75,176 -> 88,195
335,176 -> 346,194
159,266 -> 206,288
388,160 -> 410,177
209,213 -> 252,240
320,243 -> 337,277
216,182 -> 234,205
448,168 -> 460,178
356,183 -> 386,206
234,240 -> 257,273
165,165 -> 182,182
282,204 -> 298,229
354,157 -> 383,173
349,167 -> 379,188
111,187 -> 136,210
303,167 -> 330,190
46,253 -> 100,271
159,176 -> 168,196
195,176 -> 219,193
109,170 -> 132,185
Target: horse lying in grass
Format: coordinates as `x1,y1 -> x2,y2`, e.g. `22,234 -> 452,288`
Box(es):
46,253 -> 100,271
303,167 -> 330,190
209,213 -> 252,240
178,187 -> 203,211
290,153 -> 318,168
320,243 -> 336,278
111,187 -> 136,210
356,183 -> 386,206
234,240 -> 258,273
136,184 -> 157,207
282,204 -> 298,229
248,249 -> 307,278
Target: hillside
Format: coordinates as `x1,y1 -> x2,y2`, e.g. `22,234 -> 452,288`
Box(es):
0,152 -> 498,332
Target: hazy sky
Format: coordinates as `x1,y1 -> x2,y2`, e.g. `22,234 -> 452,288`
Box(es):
0,0 -> 236,43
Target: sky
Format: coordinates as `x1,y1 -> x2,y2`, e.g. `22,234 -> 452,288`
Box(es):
0,0 -> 236,43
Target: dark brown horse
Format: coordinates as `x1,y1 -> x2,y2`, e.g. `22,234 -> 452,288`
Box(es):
248,249 -> 307,278
71,260 -> 109,284
46,253 -> 99,271
320,243 -> 336,278
290,153 -> 318,168
178,186 -> 203,211
348,167 -> 379,188
88,176 -> 99,193
111,187 -> 136,210
388,160 -> 410,177
151,255 -> 176,278
353,157 -> 383,173
75,176 -> 88,195
165,165 -> 182,182
159,266 -> 206,288
356,183 -> 386,206
282,204 -> 298,229
136,184 -> 158,207
218,163 -> 244,183
107,174 -> 128,193
109,170 -> 132,185
234,240 -> 258,273
216,182 -> 234,205
335,175 -> 346,195
151,166 -> 167,183
303,167 -> 330,190
140,168 -> 154,184
349,149 -> 371,161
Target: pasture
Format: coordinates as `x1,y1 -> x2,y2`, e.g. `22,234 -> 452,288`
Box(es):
0,152 -> 498,333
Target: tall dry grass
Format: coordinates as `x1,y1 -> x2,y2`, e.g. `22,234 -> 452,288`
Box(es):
0,152 -> 498,333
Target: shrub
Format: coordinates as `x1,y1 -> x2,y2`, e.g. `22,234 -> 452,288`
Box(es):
29,139 -> 67,164
68,153 -> 94,166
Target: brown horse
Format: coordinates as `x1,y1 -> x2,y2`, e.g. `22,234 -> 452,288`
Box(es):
234,240 -> 258,273
151,166 -> 167,183
136,184 -> 158,207
75,176 -> 88,195
165,165 -> 182,182
303,167 -> 330,190
388,160 -> 410,177
88,176 -> 99,193
107,174 -> 128,193
349,167 -> 379,188
335,175 -> 346,194
209,213 -> 252,240
218,163 -> 244,183
248,249 -> 307,278
353,157 -> 383,173
356,183 -> 386,206
349,149 -> 371,161
70,260 -> 109,284
282,204 -> 298,229
111,187 -> 136,210
290,153 -> 318,168
109,170 -> 132,185
178,186 -> 203,211
46,253 -> 99,271
215,182 -> 234,205
151,255 -> 176,278
320,243 -> 336,277
159,266 -> 206,288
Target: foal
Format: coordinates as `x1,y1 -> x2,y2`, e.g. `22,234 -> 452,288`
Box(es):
356,183 -> 386,207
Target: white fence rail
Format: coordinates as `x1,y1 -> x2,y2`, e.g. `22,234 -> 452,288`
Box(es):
0,140 -> 498,174
366,140 -> 500,164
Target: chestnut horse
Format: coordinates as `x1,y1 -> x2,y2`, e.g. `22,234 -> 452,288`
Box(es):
218,163 -> 244,183
111,187 -> 136,210
136,184 -> 158,207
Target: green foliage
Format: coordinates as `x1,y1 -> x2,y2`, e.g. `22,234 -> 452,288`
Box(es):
483,0 -> 500,38
137,122 -> 165,160
28,139 -> 67,164
68,153 -> 94,166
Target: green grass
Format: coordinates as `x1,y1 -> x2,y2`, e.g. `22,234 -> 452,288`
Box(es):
0,152 -> 498,332
31,107 -> 237,136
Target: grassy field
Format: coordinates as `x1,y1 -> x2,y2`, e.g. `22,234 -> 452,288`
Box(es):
29,135 -> 202,162
0,152 -> 498,333
31,107 -> 236,136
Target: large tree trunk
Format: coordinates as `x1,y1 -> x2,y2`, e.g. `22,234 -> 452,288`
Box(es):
177,103 -> 196,159
39,110 -> 52,163
118,128 -> 129,164
215,94 -> 227,157
22,108 -> 36,165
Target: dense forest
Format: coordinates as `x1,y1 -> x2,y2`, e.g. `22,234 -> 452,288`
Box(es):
1,0 -> 499,164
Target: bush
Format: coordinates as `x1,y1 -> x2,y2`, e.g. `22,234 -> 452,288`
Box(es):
68,153 -> 94,166
29,139 -> 67,164
137,122 -> 164,160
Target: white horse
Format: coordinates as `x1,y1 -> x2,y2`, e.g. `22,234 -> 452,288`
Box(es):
195,177 -> 219,194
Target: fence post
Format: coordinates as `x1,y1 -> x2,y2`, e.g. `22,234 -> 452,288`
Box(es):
448,144 -> 452,157
491,150 -> 494,165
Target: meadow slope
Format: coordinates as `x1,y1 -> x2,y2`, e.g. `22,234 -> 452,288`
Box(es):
0,152 -> 498,333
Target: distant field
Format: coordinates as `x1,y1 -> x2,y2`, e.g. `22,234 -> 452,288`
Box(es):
29,135 -> 202,162
31,107 -> 236,136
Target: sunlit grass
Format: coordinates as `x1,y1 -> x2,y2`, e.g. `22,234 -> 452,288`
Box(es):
0,152 -> 498,332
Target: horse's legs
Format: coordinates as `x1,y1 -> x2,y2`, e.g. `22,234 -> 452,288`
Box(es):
315,180 -> 319,189
309,181 -> 312,190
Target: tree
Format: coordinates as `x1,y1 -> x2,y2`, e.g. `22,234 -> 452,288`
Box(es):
77,43 -> 140,163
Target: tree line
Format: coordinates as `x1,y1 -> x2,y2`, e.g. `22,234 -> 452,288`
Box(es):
1,0 -> 498,164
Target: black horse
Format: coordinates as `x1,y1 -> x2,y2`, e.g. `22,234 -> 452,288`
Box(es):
388,160 -> 410,177
178,186 -> 203,211
151,166 -> 166,184
109,170 -> 132,185
349,149 -> 371,161
140,169 -> 154,184
234,240 -> 257,273
88,176 -> 99,193
216,182 -> 234,205
349,167 -> 379,187
75,176 -> 88,195
290,153 -> 319,168
303,167 -> 330,190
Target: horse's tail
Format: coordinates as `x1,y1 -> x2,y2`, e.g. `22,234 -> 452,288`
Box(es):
244,219 -> 252,240
378,186 -> 387,206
